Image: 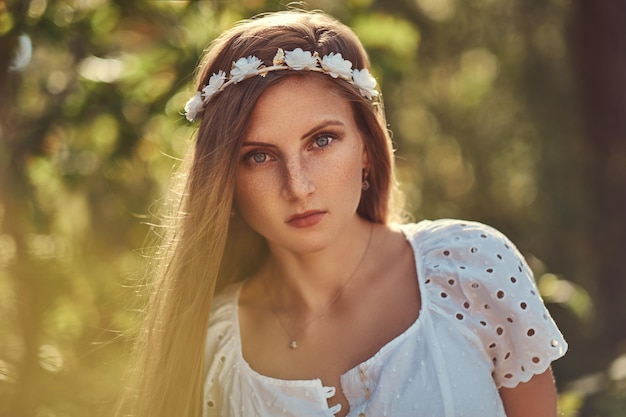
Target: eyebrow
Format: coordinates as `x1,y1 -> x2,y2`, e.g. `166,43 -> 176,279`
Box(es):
301,120 -> 345,139
240,141 -> 277,148
241,120 -> 346,148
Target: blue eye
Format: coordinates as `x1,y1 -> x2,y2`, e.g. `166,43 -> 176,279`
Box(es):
242,150 -> 273,166
252,152 -> 267,163
314,135 -> 334,148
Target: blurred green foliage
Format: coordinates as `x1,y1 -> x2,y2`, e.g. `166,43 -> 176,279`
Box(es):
1,0 -> 625,416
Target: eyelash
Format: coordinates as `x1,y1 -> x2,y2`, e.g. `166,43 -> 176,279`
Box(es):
242,149 -> 273,166
309,133 -> 337,150
242,132 -> 338,166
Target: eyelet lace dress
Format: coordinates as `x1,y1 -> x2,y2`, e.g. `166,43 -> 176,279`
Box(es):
203,219 -> 567,417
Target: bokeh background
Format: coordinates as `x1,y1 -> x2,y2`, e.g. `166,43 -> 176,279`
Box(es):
1,0 -> 625,416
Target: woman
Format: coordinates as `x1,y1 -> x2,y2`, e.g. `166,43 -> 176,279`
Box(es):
117,9 -> 567,417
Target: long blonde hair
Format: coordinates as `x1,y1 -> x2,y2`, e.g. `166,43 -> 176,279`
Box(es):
117,10 -> 400,417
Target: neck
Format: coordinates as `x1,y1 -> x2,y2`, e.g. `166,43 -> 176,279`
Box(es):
264,217 -> 375,315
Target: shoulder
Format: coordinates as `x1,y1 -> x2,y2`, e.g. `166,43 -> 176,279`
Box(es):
203,284 -> 244,417
400,218 -> 516,251
400,218 -> 535,315
205,284 -> 240,358
209,284 -> 240,324
399,219 -> 527,275
399,219 -> 567,388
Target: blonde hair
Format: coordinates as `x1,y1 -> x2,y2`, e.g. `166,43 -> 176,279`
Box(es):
117,9 -> 401,417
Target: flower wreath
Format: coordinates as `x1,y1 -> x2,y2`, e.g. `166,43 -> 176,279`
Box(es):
184,48 -> 379,122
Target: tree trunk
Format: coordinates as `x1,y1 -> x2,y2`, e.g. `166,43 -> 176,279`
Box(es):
572,0 -> 626,348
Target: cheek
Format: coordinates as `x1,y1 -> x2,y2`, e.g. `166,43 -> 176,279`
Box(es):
234,173 -> 261,212
340,141 -> 366,180
234,169 -> 279,222
322,160 -> 360,188
314,145 -> 364,194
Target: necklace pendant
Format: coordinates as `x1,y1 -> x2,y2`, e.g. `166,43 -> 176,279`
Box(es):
289,340 -> 298,349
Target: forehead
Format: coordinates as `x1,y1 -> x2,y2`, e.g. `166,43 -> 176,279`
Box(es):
244,76 -> 356,140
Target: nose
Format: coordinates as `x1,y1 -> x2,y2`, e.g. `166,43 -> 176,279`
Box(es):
281,156 -> 315,200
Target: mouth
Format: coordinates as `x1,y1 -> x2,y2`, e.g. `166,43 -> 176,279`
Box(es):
285,210 -> 327,228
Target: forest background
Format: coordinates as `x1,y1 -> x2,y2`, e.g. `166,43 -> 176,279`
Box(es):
1,0 -> 625,416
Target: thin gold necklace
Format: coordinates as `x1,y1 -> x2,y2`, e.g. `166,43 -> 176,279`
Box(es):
264,223 -> 374,349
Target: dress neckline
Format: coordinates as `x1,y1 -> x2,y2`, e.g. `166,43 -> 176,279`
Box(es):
230,223 -> 431,387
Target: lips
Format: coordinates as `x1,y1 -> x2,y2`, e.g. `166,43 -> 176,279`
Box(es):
285,210 -> 327,228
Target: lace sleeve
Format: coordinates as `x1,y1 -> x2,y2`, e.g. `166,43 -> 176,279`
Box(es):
417,220 -> 568,389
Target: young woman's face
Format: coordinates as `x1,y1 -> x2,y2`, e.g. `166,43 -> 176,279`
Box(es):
234,76 -> 368,253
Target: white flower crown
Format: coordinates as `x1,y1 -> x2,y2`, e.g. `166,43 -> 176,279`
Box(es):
184,48 -> 379,122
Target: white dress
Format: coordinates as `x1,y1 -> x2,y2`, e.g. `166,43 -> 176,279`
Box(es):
203,219 -> 567,417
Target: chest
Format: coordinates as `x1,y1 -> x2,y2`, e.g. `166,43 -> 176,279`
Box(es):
238,240 -> 421,416
241,274 -> 420,417
206,313 -> 507,417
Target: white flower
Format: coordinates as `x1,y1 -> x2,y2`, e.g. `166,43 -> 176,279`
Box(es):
230,56 -> 263,83
284,48 -> 318,70
201,70 -> 226,102
184,92 -> 204,122
183,48 -> 381,123
352,68 -> 378,99
272,48 -> 285,66
321,53 -> 353,80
